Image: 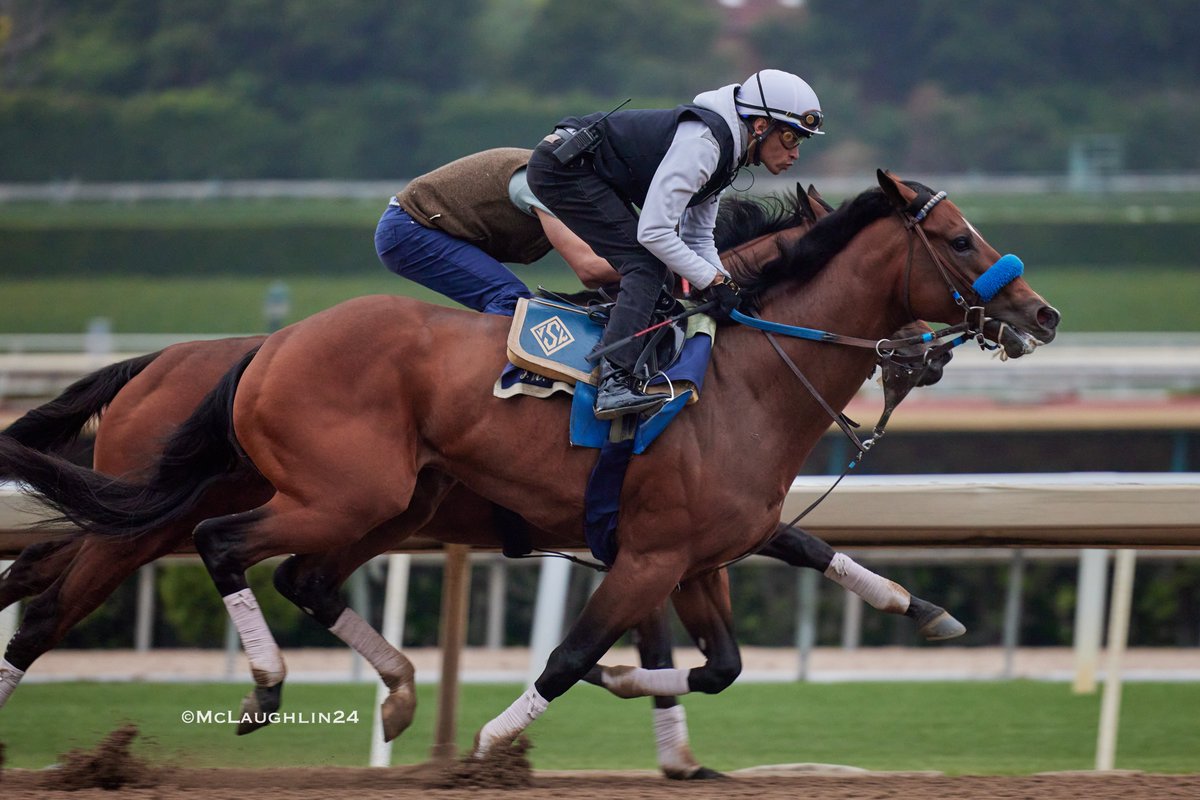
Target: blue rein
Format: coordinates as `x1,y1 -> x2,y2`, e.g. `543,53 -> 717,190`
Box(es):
732,251 -> 1024,344
727,309 -> 874,342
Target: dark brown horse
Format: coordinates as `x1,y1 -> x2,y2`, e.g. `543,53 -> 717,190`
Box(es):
0,171 -> 1058,756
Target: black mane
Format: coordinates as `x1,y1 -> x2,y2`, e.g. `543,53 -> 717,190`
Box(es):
713,190 -> 813,252
738,180 -> 937,301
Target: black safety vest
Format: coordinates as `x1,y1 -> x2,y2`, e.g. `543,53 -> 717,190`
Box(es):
557,104 -> 739,208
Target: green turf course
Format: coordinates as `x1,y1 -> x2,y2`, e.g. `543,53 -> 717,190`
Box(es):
1,264 -> 1198,334
0,681 -> 1196,774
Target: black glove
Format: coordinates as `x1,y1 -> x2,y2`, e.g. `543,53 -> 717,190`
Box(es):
703,278 -> 741,322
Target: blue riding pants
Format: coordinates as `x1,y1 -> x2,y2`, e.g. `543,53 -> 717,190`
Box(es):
374,204 -> 532,316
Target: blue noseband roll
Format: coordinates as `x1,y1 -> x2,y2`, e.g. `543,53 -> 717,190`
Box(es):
972,253 -> 1024,303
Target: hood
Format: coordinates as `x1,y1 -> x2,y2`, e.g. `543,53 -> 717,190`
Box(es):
692,83 -> 747,164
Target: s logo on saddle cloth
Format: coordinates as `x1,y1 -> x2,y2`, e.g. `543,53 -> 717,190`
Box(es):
505,297 -> 711,397
507,299 -> 599,385
529,315 -> 575,357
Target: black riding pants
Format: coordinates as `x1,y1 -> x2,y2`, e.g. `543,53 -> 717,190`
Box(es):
527,139 -> 668,373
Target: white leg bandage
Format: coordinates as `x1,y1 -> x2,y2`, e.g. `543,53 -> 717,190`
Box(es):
0,658 -> 25,708
654,705 -> 698,775
601,666 -> 691,698
223,588 -> 286,685
476,686 -> 548,754
330,608 -> 413,690
824,553 -> 910,613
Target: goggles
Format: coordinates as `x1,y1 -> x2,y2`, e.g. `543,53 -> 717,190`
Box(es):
775,110 -> 823,149
782,108 -> 823,135
776,124 -> 807,149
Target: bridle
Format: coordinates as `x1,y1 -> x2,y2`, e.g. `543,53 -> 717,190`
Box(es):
899,188 -> 1026,346
728,184 -> 1026,526
710,187 -> 1031,568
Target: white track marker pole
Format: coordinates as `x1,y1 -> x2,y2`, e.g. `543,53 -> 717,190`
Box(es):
369,554 -> 411,767
134,563 -> 156,653
794,569 -> 818,682
527,557 -> 571,689
840,590 -> 862,651
485,559 -> 507,649
1095,548 -> 1136,771
0,561 -> 17,647
1001,549 -> 1025,678
1072,549 -> 1110,694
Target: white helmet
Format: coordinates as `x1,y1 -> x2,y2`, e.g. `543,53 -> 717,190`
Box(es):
735,69 -> 824,136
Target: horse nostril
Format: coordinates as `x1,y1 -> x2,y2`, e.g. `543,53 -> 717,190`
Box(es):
1037,305 -> 1061,331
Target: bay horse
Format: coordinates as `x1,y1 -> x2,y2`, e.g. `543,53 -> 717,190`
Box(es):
0,185 -> 962,778
0,171 -> 1058,758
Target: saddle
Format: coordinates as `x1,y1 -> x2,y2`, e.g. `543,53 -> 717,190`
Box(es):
497,290 -> 715,451
505,287 -> 689,390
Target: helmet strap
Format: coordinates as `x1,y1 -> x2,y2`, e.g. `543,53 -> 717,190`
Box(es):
743,117 -> 774,167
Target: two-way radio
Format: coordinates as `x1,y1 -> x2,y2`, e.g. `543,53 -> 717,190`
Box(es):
552,98 -> 631,165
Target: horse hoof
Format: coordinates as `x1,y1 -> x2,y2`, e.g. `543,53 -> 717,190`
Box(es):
665,765 -> 728,781
908,597 -> 966,641
919,609 -> 966,640
381,684 -> 417,742
235,682 -> 283,735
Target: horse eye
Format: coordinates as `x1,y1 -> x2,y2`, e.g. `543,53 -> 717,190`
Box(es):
951,235 -> 972,252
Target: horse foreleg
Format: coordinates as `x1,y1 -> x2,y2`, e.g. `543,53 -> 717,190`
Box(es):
475,555 -> 685,754
628,604 -> 722,781
589,568 -> 741,700
759,524 -> 965,640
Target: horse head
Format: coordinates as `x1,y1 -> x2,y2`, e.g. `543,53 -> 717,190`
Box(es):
876,170 -> 1061,359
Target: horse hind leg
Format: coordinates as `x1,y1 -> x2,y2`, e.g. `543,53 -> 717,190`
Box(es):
271,473 -> 456,741
0,538 -> 81,611
193,506 -> 288,735
1,531 -> 185,709
762,525 -> 965,640
274,550 -> 416,741
1,539 -> 83,706
194,491 -> 410,735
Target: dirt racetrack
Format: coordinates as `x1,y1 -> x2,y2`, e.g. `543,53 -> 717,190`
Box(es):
4,764 -> 1200,800
1,729 -> 1198,800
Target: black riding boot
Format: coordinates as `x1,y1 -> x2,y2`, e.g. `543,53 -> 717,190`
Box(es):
593,359 -> 667,420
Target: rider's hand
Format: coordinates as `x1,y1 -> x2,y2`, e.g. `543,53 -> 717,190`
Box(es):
703,276 -> 741,322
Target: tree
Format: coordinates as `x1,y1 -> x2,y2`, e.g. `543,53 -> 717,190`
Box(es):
516,0 -> 727,98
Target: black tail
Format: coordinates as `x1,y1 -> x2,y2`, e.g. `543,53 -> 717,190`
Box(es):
2,351 -> 161,454
0,348 -> 259,538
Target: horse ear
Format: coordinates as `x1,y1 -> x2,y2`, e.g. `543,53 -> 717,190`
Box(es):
806,184 -> 833,214
795,182 -> 816,223
877,169 -> 915,210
